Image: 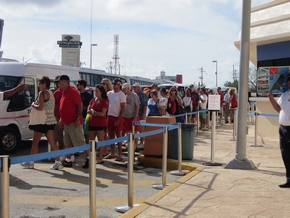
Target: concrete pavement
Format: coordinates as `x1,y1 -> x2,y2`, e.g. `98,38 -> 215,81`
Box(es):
121,123 -> 290,218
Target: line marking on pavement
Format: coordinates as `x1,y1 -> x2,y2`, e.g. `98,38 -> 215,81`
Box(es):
10,195 -> 147,207
119,166 -> 204,218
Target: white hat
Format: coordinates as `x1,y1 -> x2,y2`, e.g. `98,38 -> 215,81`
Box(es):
122,83 -> 131,89
132,83 -> 141,87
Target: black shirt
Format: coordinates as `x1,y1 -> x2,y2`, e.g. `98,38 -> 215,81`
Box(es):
80,91 -> 93,118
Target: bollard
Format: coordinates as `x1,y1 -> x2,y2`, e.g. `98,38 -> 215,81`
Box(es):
153,127 -> 169,190
89,140 -> 96,218
170,123 -> 189,176
203,112 -> 222,166
249,112 -> 262,147
115,133 -> 139,212
229,110 -> 237,141
1,155 -> 10,218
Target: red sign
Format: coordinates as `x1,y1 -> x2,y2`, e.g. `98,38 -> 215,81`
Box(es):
176,74 -> 182,84
270,67 -> 278,74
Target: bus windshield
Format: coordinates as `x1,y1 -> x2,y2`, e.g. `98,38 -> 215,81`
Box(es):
0,76 -> 22,92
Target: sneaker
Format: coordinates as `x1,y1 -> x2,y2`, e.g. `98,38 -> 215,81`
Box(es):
50,162 -> 63,170
62,159 -> 73,167
20,162 -> 34,169
82,158 -> 89,168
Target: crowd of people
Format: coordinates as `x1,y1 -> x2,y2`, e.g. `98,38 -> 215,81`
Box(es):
20,74 -> 238,170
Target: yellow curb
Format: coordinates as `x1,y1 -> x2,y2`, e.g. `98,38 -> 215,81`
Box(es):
119,156 -> 203,218
137,155 -> 197,172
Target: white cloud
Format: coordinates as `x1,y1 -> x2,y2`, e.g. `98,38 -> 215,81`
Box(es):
0,0 -> 275,87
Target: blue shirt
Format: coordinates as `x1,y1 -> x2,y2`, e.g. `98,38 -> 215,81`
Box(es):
137,91 -> 148,116
147,99 -> 159,116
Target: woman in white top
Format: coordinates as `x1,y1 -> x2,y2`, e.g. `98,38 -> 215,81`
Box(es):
21,76 -> 62,170
157,88 -> 168,116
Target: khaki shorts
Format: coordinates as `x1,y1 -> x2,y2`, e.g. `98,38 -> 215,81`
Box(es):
54,118 -> 64,143
64,123 -> 85,146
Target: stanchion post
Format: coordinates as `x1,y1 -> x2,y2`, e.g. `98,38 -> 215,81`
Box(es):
249,112 -> 262,147
115,133 -> 139,213
185,112 -> 188,124
229,110 -> 236,141
170,124 -> 189,176
203,112 -> 222,166
89,140 -> 96,218
153,127 -> 170,190
196,111 -> 200,134
1,155 -> 10,218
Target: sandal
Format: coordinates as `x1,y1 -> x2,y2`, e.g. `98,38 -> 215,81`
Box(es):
115,157 -> 123,162
104,154 -> 115,159
96,160 -> 104,164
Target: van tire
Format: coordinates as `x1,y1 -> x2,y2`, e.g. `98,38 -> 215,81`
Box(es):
0,127 -> 21,154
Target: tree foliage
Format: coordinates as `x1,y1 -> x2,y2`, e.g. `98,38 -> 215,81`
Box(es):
224,80 -> 239,91
223,66 -> 257,93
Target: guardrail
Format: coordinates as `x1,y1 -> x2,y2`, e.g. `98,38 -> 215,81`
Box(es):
0,122 -> 182,218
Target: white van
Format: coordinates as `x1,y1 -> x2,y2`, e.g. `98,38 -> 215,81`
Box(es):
0,62 -> 80,154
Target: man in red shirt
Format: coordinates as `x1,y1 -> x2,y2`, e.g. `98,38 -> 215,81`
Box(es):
216,87 -> 224,124
53,76 -> 64,150
56,75 -> 90,168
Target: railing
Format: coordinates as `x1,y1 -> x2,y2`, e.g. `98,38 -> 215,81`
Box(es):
0,122 -> 181,218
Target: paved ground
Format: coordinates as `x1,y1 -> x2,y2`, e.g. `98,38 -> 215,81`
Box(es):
3,122 -> 289,218
121,123 -> 290,218
4,142 -> 183,218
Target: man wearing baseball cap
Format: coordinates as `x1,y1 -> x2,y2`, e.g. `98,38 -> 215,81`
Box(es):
105,78 -> 126,161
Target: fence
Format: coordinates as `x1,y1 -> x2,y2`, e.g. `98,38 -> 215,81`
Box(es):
0,122 -> 181,218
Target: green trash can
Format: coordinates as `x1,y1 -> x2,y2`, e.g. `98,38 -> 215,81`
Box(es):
170,123 -> 195,160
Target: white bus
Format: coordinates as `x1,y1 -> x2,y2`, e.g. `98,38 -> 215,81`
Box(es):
0,62 -> 80,154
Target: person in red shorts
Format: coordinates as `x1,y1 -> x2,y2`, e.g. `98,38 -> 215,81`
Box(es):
87,84 -> 109,164
105,78 -> 126,161
122,83 -> 140,151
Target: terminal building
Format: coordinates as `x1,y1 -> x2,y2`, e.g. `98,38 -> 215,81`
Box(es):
235,0 -> 290,140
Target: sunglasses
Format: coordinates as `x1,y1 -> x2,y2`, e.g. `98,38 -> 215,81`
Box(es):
171,90 -> 176,92
102,83 -> 107,85
76,84 -> 80,86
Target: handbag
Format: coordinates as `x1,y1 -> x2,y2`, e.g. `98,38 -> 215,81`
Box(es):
29,107 -> 46,125
85,113 -> 91,132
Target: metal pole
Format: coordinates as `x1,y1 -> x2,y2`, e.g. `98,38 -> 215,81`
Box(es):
229,110 -> 236,141
185,112 -> 188,124
197,111 -> 200,133
211,112 -> 216,163
249,112 -> 262,147
226,0 -> 255,170
1,155 -> 9,218
170,124 -> 189,176
115,133 -> 139,213
153,127 -> 169,190
203,112 -> 222,166
89,140 -> 96,218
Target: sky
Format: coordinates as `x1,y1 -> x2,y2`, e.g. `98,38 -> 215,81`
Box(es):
0,0 -> 273,88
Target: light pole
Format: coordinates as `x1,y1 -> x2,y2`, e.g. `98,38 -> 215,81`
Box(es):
212,60 -> 218,87
90,43 -> 97,69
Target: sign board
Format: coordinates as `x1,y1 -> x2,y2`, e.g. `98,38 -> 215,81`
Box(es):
176,74 -> 182,84
208,95 -> 220,111
257,66 -> 290,96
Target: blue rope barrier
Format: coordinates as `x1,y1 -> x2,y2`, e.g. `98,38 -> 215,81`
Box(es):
174,114 -> 186,118
187,111 -> 198,115
138,123 -> 178,127
10,144 -> 91,165
133,120 -> 146,125
258,113 -> 279,117
247,112 -> 255,115
168,125 -> 179,131
96,135 -> 129,147
134,128 -> 165,139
